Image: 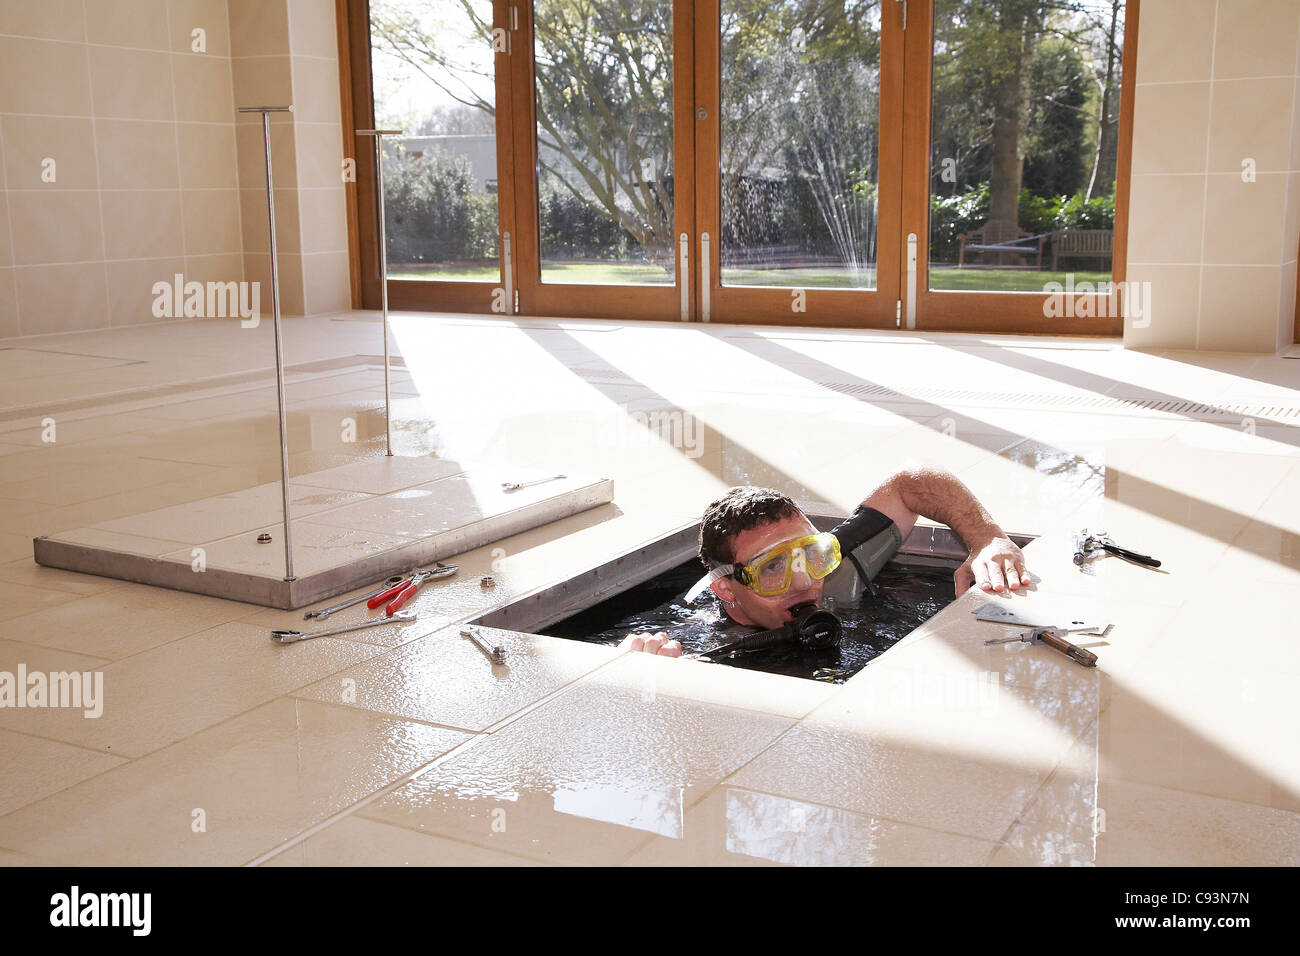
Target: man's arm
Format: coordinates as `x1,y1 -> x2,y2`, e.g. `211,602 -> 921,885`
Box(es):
862,465 -> 1028,595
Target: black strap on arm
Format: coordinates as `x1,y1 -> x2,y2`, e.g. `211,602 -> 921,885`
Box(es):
831,504 -> 896,553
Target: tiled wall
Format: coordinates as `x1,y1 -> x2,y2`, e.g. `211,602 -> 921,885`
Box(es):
1127,0 -> 1300,352
0,0 -> 350,339
231,0 -> 350,318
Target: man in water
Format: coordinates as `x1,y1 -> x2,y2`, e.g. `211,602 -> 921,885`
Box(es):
621,465 -> 1028,657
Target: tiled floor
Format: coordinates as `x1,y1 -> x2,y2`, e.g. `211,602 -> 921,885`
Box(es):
1,312 -> 1297,866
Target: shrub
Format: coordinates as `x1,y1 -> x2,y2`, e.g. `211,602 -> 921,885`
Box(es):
383,147 -> 497,264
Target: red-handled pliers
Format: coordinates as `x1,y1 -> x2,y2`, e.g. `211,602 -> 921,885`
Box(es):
366,564 -> 456,616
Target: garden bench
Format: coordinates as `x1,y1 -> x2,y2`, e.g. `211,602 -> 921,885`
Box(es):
957,220 -> 1047,269
1050,228 -> 1113,271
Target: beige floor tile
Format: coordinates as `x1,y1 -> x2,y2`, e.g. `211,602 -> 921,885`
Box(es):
729,661 -> 1097,843
886,572 -> 1186,671
1098,657 -> 1300,812
593,650 -> 837,720
3,581 -> 253,659
992,724 -> 1300,867
0,698 -> 470,865
259,815 -> 547,867
0,413 -> 180,448
42,526 -> 191,558
293,456 -> 467,494
0,556 -> 129,596
156,520 -> 415,578
292,626 -> 617,732
0,730 -> 125,816
622,785 -> 997,866
0,620 -> 386,757
0,579 -> 89,622
1224,519 -> 1300,584
89,483 -> 370,544
1092,781 -> 1300,866
0,637 -> 109,672
0,532 -> 37,563
0,456 -> 224,506
988,728 -> 1103,866
362,680 -> 796,865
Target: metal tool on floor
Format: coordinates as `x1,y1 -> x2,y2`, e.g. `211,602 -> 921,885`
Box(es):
973,601 -> 1110,635
460,627 -> 506,665
1072,529 -> 1161,568
303,574 -> 406,620
272,612 -> 415,644
502,474 -> 565,492
367,563 -> 458,616
984,625 -> 1099,668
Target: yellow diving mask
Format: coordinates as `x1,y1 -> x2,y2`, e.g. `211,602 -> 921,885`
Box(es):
685,532 -> 843,602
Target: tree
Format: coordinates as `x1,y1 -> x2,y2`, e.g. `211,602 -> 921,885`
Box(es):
932,0 -> 1125,220
720,0 -> 882,280
1022,38 -> 1090,196
1083,0 -> 1123,198
371,0 -> 675,268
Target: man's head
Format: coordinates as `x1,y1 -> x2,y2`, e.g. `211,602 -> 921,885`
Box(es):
698,486 -> 823,629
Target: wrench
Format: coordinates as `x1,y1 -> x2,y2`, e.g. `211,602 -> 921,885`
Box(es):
460,627 -> 506,664
272,611 -> 415,644
502,474 -> 565,492
304,574 -> 406,619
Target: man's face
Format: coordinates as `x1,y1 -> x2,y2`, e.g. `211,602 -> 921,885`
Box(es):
710,512 -> 823,630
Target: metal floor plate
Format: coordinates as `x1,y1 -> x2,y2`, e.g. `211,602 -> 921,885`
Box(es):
33,457 -> 613,609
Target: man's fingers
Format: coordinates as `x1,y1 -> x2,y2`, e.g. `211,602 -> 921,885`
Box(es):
987,558 -> 1007,592
973,558 -> 992,592
622,632 -> 683,657
1004,559 -> 1022,591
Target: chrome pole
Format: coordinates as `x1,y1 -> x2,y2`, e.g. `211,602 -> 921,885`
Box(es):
356,128 -> 403,457
240,104 -> 296,581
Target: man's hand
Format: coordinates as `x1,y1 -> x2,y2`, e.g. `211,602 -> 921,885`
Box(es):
955,534 -> 1028,596
618,631 -> 683,657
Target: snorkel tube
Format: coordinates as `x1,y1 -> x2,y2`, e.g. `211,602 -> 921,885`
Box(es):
704,602 -> 841,657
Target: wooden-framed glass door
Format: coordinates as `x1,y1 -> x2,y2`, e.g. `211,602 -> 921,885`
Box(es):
692,0 -> 904,327
345,0 -> 1136,332
507,0 -> 697,321
901,0 -> 1136,335
346,0 -> 520,314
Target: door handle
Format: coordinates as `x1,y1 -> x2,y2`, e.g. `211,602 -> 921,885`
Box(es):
679,232 -> 689,322
905,232 -> 917,330
700,232 -> 711,322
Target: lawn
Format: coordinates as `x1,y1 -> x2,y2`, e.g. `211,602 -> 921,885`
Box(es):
387,261 -> 1113,294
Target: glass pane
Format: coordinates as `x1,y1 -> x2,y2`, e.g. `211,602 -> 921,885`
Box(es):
929,0 -> 1124,292
719,1 -> 881,290
368,0 -> 499,282
532,1 -> 675,286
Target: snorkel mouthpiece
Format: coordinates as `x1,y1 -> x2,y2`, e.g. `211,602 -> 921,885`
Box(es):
786,602 -> 841,649
706,602 -> 842,657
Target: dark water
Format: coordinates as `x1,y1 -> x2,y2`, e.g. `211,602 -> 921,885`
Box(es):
543,558 -> 957,683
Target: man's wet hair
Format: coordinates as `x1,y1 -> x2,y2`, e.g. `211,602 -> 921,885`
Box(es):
698,486 -> 802,567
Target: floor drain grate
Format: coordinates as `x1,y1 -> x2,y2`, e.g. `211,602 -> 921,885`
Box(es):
816,381 -> 1300,424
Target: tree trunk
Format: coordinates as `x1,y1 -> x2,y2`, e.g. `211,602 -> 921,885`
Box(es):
1087,1 -> 1122,199
987,2 -> 1039,225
